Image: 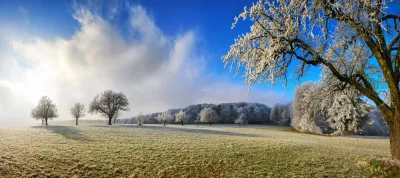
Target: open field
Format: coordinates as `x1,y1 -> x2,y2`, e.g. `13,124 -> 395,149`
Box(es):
0,124 -> 391,177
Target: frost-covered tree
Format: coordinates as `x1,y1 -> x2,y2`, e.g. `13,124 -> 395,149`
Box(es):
31,96 -> 58,126
327,90 -> 373,134
235,113 -> 248,126
224,0 -> 400,159
247,106 -> 256,122
89,90 -> 129,125
156,111 -> 172,126
291,77 -> 373,135
175,110 -> 187,126
291,82 -> 323,133
319,71 -> 373,134
70,103 -> 85,125
270,103 -> 282,123
200,108 -> 219,126
221,105 -> 238,123
271,103 -> 292,125
136,112 -> 143,126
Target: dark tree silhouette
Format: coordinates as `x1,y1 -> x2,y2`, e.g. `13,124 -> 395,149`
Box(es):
89,90 -> 129,125
31,96 -> 58,126
70,103 -> 85,125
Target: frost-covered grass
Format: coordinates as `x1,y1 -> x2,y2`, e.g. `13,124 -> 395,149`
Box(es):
0,124 -> 391,177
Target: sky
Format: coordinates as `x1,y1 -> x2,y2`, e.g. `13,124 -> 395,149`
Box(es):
0,0 -> 323,125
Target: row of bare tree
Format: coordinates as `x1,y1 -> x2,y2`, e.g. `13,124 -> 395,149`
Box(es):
31,90 -> 130,126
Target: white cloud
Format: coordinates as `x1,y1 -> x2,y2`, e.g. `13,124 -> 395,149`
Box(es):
0,5 -> 289,125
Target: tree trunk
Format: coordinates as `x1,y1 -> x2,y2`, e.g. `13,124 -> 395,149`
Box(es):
164,122 -> 166,126
244,122 -> 245,126
76,118 -> 78,125
181,121 -> 183,126
209,122 -> 211,126
42,119 -> 44,125
114,118 -> 116,124
108,117 -> 112,125
45,118 -> 48,126
389,117 -> 400,160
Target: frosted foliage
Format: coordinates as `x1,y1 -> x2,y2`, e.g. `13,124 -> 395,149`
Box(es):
224,0 -> 391,84
200,108 -> 218,124
224,1 -> 400,160
291,72 -> 373,134
70,103 -> 85,119
156,111 -> 172,123
270,103 -> 291,125
327,91 -> 372,133
31,96 -> 59,121
88,90 -> 130,119
175,110 -> 187,123
235,113 -> 247,125
136,113 -> 144,126
291,82 -> 323,134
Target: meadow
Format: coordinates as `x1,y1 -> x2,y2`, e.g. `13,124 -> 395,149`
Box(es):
0,124 -> 391,177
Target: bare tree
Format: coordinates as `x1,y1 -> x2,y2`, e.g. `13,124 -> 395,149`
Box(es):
31,96 -> 58,126
223,0 -> 400,160
70,103 -> 85,125
89,90 -> 129,125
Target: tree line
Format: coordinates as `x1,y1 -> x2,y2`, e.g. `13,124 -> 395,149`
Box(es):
117,102 -> 272,126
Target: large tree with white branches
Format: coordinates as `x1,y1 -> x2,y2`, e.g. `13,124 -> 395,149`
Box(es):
223,0 -> 400,160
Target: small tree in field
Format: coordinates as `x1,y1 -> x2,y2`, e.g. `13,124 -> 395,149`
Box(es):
200,108 -> 218,126
235,113 -> 248,126
175,110 -> 187,126
70,103 -> 85,125
136,112 -> 143,126
31,96 -> 58,126
223,0 -> 400,160
89,90 -> 129,125
113,111 -> 120,124
156,112 -> 172,126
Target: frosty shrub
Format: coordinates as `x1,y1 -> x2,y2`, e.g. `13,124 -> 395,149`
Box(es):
175,110 -> 187,126
156,111 -> 172,126
235,113 -> 248,126
270,103 -> 292,125
200,108 -> 219,126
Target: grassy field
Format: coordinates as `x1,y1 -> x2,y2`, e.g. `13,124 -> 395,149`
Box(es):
0,124 -> 391,177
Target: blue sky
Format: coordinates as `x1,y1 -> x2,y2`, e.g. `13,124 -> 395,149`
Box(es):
0,0 -> 319,94
6,0 -> 396,124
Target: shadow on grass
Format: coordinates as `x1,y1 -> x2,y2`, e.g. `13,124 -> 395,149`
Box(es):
31,126 -> 94,141
90,125 -> 262,138
347,135 -> 389,140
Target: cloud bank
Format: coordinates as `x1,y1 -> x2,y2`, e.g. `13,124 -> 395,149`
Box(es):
0,4 -> 289,125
